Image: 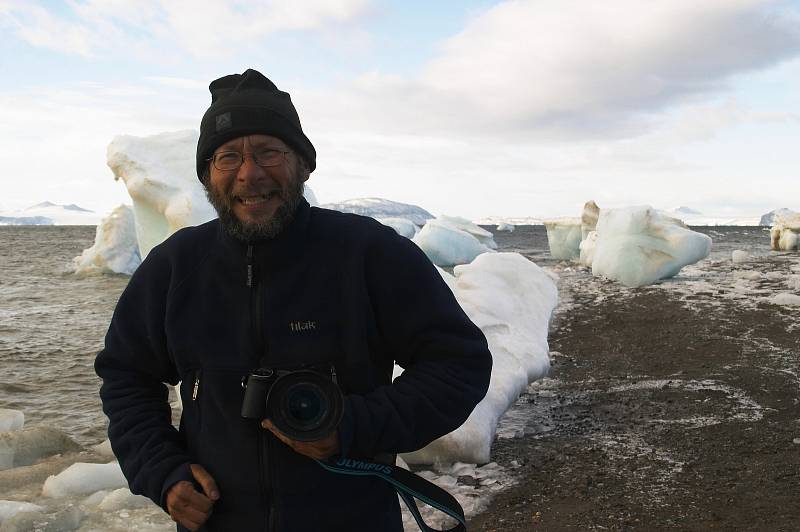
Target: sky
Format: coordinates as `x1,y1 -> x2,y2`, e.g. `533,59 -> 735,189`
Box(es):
1,0 -> 799,220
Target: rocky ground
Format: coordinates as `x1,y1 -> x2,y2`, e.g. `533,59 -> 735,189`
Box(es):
467,262 -> 800,531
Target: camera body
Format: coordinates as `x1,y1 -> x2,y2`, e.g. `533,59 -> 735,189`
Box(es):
241,364 -> 343,442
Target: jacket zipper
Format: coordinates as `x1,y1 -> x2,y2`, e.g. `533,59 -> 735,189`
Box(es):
248,244 -> 274,532
191,368 -> 202,425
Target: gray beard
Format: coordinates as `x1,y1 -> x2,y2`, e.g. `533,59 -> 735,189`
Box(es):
205,178 -> 305,241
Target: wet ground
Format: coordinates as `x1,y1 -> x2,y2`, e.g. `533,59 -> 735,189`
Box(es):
468,255 -> 800,531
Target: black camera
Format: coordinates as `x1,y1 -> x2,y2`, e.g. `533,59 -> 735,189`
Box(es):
241,365 -> 343,442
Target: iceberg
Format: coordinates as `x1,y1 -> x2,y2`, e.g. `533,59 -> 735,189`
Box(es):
770,213 -> 800,251
377,217 -> 419,238
106,130 -> 217,260
543,218 -> 582,260
42,462 -> 127,498
412,219 -> 494,267
401,252 -> 558,464
589,206 -> 712,287
73,205 -> 141,275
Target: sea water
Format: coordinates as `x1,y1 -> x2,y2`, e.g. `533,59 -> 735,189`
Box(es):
0,224 -> 776,448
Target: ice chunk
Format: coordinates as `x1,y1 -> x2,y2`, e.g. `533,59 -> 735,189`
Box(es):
590,206 -> 712,287
377,217 -> 419,238
732,250 -> 750,263
579,230 -> 598,267
81,490 -> 110,508
436,215 -> 497,249
543,218 -> 582,260
73,205 -> 141,275
42,462 -> 127,498
412,220 -> 493,266
97,488 -> 153,511
771,293 -> 800,306
0,501 -> 44,524
0,506 -> 83,531
496,222 -> 515,232
401,253 -> 558,464
581,200 -> 600,240
0,410 -> 23,433
90,440 -> 115,460
734,270 -> 762,281
0,427 -> 81,471
107,130 -> 216,260
770,213 -> 800,251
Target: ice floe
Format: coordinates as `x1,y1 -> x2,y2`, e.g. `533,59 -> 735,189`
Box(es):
42,462 -> 127,498
401,252 -> 558,464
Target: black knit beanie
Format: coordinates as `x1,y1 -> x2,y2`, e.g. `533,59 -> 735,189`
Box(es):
196,69 -> 316,180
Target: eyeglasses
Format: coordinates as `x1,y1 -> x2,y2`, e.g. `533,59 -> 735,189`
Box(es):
206,148 -> 290,171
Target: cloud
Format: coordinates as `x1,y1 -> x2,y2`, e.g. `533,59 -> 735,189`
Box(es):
309,0 -> 800,141
1,0 -> 371,59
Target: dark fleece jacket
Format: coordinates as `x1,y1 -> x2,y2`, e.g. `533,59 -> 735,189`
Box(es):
95,199 -> 492,532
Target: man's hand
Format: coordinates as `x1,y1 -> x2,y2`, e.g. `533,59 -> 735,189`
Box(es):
261,419 -> 340,460
166,464 -> 220,531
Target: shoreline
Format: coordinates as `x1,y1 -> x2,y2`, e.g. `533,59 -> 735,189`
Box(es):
467,264 -> 800,531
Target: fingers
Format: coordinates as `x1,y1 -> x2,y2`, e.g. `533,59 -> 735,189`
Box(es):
261,419 -> 340,459
167,480 -> 214,530
166,465 -> 220,531
190,463 -> 221,501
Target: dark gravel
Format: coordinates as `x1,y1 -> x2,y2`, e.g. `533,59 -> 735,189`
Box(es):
467,269 -> 800,532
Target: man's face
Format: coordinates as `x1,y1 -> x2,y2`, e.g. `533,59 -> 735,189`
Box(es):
205,134 -> 308,240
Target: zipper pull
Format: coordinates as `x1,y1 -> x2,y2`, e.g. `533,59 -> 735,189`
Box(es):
192,371 -> 200,401
246,244 -> 254,288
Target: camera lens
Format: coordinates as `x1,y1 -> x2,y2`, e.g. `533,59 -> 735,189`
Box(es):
284,382 -> 327,429
267,369 -> 343,442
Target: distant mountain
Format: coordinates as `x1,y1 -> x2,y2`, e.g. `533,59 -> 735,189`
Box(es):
0,215 -> 53,226
26,201 -> 94,213
320,198 -> 434,226
0,202 -> 103,225
760,208 -> 797,226
672,206 -> 703,215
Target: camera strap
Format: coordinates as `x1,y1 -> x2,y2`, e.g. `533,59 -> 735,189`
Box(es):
315,457 -> 466,532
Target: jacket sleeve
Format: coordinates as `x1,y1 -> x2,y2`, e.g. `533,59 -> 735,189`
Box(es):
94,246 -> 193,509
338,227 -> 492,458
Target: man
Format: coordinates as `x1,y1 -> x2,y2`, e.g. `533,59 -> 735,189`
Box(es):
95,68 -> 492,532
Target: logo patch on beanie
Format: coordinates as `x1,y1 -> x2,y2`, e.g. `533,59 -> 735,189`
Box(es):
216,112 -> 232,132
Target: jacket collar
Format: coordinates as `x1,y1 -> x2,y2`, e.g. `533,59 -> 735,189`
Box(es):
216,197 -> 311,265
